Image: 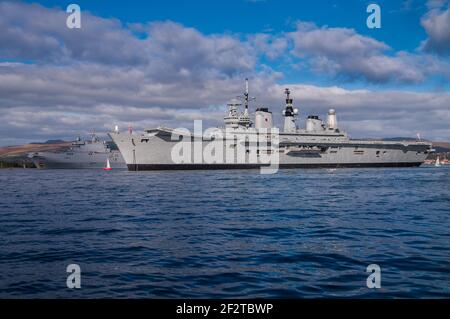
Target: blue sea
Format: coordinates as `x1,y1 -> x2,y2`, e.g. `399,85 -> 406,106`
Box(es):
0,166 -> 449,298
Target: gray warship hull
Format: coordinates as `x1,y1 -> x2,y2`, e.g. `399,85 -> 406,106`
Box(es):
30,150 -> 125,169
110,128 -> 431,171
29,136 -> 126,169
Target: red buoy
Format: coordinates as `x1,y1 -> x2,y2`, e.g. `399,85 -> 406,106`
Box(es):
103,158 -> 112,171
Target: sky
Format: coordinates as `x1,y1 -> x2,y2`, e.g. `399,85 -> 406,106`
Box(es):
0,0 -> 449,145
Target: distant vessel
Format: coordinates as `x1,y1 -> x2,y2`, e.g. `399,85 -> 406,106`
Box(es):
110,79 -> 433,171
29,134 -> 125,169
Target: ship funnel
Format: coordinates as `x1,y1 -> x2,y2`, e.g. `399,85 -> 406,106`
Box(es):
306,116 -> 324,132
327,109 -> 337,130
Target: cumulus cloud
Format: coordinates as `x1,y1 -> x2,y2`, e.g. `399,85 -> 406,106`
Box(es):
0,1 -> 149,65
0,1 -> 258,75
288,22 -> 440,83
421,4 -> 450,55
0,60 -> 278,144
248,33 -> 289,59
146,22 -> 255,77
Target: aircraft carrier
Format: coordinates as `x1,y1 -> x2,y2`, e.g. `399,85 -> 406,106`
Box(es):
110,80 -> 433,171
29,134 -> 125,169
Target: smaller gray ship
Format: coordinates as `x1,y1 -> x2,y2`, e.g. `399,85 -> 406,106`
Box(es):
29,134 -> 125,169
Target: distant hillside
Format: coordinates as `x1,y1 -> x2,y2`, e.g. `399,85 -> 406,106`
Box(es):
30,139 -> 67,145
432,142 -> 450,153
0,142 -> 72,158
380,138 -> 450,152
382,137 -> 421,141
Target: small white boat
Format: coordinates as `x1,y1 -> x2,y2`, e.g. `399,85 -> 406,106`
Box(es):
435,157 -> 441,167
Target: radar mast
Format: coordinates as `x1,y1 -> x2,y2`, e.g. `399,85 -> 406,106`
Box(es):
282,88 -> 298,133
238,78 -> 253,128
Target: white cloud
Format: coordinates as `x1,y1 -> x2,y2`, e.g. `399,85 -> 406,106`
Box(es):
248,33 -> 289,59
288,22 -> 446,83
421,5 -> 450,55
0,1 -> 148,65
